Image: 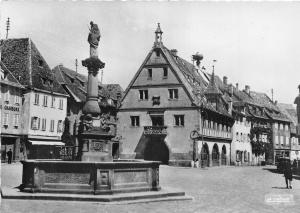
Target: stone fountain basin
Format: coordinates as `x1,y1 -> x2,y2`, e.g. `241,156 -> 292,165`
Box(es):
20,160 -> 160,195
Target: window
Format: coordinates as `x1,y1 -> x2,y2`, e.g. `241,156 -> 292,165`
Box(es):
147,69 -> 152,79
13,114 -> 20,127
34,93 -> 39,105
274,123 -> 278,129
4,89 -> 9,103
43,95 -> 48,107
59,99 -> 64,110
286,137 -> 290,146
280,136 -> 284,145
15,92 -> 20,105
163,67 -> 168,78
3,113 -> 9,126
41,119 -> 47,131
279,124 -> 283,130
130,116 -> 140,127
51,97 -> 55,108
155,49 -> 160,57
236,132 -> 239,142
50,120 -> 55,132
275,136 -> 279,145
31,117 -> 40,130
174,115 -> 184,127
57,120 -> 63,133
139,90 -> 148,100
285,125 -> 289,131
168,89 -> 178,99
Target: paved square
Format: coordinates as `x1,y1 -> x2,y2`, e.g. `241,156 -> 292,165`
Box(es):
1,163 -> 300,213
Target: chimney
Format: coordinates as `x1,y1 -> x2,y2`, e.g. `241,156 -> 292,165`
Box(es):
228,84 -> 233,97
274,100 -> 278,105
170,49 -> 178,57
223,76 -> 228,85
245,85 -> 250,94
298,84 -> 300,94
236,83 -> 239,91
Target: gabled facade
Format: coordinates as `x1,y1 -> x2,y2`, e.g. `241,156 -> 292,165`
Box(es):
1,38 -> 68,159
0,62 -> 25,162
118,24 -> 234,166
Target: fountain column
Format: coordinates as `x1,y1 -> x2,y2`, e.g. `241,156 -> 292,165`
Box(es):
79,21 -> 115,162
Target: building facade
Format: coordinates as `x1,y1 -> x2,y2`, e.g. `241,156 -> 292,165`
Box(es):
0,62 -> 24,162
1,38 -> 68,159
118,24 -> 234,167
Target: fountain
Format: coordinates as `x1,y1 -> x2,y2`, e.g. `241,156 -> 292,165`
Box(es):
7,22 -> 190,202
19,21 -> 161,195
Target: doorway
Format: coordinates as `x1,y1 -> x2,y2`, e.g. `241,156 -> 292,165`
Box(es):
144,136 -> 169,164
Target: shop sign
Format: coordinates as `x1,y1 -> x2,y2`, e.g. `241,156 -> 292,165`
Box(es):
0,104 -> 20,112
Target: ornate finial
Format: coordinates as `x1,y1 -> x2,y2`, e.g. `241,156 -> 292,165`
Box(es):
155,23 -> 163,43
6,17 -> 10,39
75,59 -> 78,73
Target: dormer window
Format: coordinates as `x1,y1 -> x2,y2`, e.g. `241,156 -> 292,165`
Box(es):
38,60 -> 44,67
49,80 -> 53,87
80,81 -> 85,87
41,78 -> 47,86
70,77 -> 74,83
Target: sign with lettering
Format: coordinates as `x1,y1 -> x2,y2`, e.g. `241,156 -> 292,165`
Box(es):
190,130 -> 200,140
0,104 -> 20,112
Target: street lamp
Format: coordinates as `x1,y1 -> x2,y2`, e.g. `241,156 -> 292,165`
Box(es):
200,103 -> 209,168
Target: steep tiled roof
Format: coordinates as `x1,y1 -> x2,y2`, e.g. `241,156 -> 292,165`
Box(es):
0,61 -> 24,88
277,103 -> 298,125
204,70 -> 222,96
53,65 -> 89,102
53,64 -> 123,104
1,38 -> 67,95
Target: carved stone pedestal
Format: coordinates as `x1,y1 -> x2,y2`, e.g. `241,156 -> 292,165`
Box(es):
79,116 -> 116,162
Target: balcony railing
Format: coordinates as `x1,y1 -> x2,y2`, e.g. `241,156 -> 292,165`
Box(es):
144,126 -> 167,135
202,127 -> 232,140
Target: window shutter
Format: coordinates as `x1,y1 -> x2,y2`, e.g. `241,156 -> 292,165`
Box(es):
38,118 -> 40,129
31,117 -> 34,129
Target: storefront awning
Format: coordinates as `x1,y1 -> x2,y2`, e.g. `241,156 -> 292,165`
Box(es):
28,140 -> 65,146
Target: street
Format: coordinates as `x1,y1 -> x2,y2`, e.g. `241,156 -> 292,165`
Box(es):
1,163 -> 300,213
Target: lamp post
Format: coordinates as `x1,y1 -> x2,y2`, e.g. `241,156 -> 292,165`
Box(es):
200,104 -> 209,168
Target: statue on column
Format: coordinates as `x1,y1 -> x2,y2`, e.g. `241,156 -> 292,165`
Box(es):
88,21 -> 101,49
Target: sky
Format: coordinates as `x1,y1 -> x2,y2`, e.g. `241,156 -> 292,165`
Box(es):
1,1 -> 300,105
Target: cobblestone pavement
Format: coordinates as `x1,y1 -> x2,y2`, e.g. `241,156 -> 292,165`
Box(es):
1,163 -> 300,213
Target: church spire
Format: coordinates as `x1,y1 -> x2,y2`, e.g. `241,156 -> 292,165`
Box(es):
204,60 -> 221,96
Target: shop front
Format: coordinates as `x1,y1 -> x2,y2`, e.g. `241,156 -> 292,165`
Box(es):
26,140 -> 65,159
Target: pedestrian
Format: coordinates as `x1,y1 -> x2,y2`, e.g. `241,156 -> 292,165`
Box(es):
7,149 -> 13,164
283,159 -> 293,189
